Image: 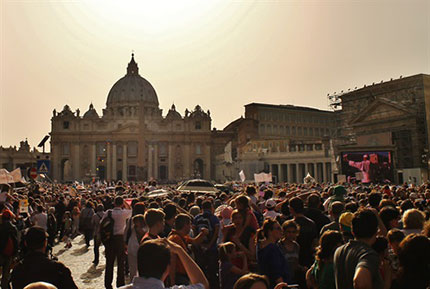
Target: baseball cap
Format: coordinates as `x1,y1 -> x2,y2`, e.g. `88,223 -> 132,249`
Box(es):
339,212 -> 353,232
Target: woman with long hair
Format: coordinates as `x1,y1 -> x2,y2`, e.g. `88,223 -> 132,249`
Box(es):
223,210 -> 256,263
306,230 -> 343,289
256,218 -> 290,288
219,242 -> 248,289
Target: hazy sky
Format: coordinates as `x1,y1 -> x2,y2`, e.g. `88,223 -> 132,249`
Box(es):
1,0 -> 429,151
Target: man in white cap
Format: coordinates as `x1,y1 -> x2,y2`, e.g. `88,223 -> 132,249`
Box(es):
263,199 -> 280,219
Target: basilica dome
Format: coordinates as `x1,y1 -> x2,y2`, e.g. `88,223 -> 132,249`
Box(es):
106,54 -> 159,108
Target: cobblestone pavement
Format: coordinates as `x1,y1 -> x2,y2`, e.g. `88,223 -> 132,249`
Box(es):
53,236 -> 126,289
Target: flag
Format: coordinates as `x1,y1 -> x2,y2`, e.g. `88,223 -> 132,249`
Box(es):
239,170 -> 246,182
304,173 -> 315,185
0,169 -> 13,184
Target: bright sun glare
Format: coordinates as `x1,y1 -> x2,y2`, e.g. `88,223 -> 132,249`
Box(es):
82,0 -> 223,35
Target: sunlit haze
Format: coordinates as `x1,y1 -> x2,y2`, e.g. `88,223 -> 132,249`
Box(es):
1,0 -> 429,151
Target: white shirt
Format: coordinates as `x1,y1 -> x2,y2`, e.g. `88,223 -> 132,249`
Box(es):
103,207 -> 132,236
118,277 -> 204,289
264,210 -> 280,219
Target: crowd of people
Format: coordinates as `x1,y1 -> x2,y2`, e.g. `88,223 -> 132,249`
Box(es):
0,180 -> 430,289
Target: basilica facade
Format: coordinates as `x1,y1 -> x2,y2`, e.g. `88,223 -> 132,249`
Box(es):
50,54 -> 221,182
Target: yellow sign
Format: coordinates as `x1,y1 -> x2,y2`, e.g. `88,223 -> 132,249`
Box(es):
19,199 -> 29,214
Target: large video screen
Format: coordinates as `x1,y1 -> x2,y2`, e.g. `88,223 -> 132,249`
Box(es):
341,151 -> 393,184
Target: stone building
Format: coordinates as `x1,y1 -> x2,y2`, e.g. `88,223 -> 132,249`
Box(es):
218,103 -> 337,183
50,54 -> 226,182
334,74 -> 430,184
0,139 -> 45,172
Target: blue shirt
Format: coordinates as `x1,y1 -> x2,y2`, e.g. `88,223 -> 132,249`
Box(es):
257,243 -> 291,288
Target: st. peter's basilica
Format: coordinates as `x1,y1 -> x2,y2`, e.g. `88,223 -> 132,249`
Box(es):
50,54 -> 228,182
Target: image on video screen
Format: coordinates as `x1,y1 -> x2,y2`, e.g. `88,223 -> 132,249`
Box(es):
341,151 -> 393,184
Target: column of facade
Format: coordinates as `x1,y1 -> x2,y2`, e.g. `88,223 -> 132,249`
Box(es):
52,144 -> 60,181
323,162 -> 328,183
168,144 -> 175,181
91,143 -> 96,177
148,144 -> 153,179
112,143 -> 117,180
73,143 -> 80,180
154,144 -> 159,179
122,143 -> 128,182
296,163 -> 300,183
184,144 -> 191,178
278,164 -> 282,183
205,145 -> 211,179
106,143 -> 112,181
312,163 -> 319,178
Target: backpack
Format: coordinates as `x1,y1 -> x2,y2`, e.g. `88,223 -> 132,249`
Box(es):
47,214 -> 57,235
195,212 -> 213,244
100,210 -> 114,245
0,224 -> 18,257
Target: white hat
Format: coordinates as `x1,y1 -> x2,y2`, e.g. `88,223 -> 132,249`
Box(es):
265,199 -> 276,209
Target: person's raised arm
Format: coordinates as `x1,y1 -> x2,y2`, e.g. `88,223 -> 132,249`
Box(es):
192,228 -> 209,245
165,239 -> 209,289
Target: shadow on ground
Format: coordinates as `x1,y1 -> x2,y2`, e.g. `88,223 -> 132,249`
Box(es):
71,246 -> 89,256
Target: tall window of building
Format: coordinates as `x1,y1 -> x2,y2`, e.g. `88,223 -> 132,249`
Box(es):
195,121 -> 202,130
128,141 -> 138,157
62,143 -> 70,155
196,144 -> 201,155
63,121 -> 70,129
304,127 -> 308,136
159,143 -> 167,156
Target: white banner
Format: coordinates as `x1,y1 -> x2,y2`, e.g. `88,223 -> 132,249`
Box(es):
0,169 -> 13,184
254,172 -> 272,183
10,168 -> 22,183
239,170 -> 246,182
